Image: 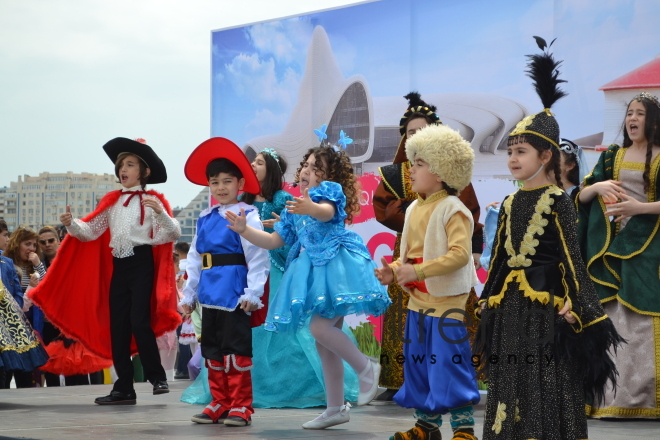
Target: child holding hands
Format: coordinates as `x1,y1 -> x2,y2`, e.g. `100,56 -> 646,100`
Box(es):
226,144 -> 390,429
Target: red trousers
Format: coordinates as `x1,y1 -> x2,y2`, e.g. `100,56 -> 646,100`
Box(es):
202,355 -> 254,422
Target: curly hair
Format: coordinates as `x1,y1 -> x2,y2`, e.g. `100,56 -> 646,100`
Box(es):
4,227 -> 42,273
294,146 -> 361,224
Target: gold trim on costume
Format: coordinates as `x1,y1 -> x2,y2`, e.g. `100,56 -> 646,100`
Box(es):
487,269 -> 565,311
504,186 -> 562,268
417,190 -> 447,206
653,316 -> 660,410
583,314 -> 608,328
586,403 -> 660,418
377,167 -> 402,200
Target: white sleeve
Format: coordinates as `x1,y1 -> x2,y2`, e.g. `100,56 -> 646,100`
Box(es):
238,208 -> 270,308
180,234 -> 201,307
152,199 -> 182,245
66,210 -> 109,242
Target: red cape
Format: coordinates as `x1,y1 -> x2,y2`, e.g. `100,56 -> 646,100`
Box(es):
31,190 -> 181,360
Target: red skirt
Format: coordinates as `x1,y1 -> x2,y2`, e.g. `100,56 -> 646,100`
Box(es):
41,340 -> 113,376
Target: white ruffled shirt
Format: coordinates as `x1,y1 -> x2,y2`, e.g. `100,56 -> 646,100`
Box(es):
66,186 -> 181,258
180,202 -> 269,310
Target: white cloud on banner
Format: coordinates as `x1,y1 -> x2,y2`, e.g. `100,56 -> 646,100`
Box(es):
246,18 -> 315,65
224,54 -> 300,108
245,108 -> 291,139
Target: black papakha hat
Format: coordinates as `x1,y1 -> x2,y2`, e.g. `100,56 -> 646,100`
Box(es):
103,137 -> 168,184
399,92 -> 442,136
509,36 -> 567,151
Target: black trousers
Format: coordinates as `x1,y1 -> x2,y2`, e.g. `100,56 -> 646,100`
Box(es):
201,307 -> 252,362
110,245 -> 165,393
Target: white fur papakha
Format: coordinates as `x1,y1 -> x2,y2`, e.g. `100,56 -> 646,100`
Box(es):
405,124 -> 474,193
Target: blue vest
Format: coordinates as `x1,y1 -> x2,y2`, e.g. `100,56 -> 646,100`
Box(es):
196,209 -> 249,310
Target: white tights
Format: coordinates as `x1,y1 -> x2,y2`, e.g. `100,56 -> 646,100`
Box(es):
309,315 -> 372,416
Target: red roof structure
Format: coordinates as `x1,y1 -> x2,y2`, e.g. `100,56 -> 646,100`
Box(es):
600,55 -> 660,91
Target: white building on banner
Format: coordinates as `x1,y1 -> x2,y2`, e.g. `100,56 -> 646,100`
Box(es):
244,25 -> 528,181
600,54 -> 660,146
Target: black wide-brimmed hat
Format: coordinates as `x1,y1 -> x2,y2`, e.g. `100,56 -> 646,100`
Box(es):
103,137 -> 168,184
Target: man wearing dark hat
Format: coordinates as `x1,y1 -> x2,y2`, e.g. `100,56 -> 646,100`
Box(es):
372,93 -> 483,404
31,138 -> 182,405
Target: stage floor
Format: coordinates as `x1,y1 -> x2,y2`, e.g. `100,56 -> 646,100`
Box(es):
0,381 -> 658,439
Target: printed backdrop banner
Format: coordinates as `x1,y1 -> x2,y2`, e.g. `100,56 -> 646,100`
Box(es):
211,0 -> 660,325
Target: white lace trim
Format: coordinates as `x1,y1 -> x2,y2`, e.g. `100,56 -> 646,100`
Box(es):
230,354 -> 253,371
205,403 -> 222,412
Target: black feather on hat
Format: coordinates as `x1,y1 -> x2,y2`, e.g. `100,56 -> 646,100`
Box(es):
399,92 -> 441,136
509,37 -> 567,150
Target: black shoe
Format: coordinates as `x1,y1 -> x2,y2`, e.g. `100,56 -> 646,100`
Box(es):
369,388 -> 398,405
94,390 -> 136,405
191,411 -> 229,424
174,372 -> 190,380
152,380 -> 169,395
224,415 -> 251,426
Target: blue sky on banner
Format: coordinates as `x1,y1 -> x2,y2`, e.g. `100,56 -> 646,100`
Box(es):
212,0 -> 660,147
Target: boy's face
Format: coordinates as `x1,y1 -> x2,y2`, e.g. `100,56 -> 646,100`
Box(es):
406,117 -> 429,139
0,229 -> 9,251
410,156 -> 443,195
208,172 -> 245,205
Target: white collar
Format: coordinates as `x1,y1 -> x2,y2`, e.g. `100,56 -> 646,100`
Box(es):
121,185 -> 143,192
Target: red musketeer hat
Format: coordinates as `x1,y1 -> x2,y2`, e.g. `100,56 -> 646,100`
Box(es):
184,137 -> 260,195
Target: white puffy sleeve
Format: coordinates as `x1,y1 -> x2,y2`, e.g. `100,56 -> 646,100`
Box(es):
238,208 -> 270,308
179,234 -> 201,307
66,210 -> 109,242
151,199 -> 182,245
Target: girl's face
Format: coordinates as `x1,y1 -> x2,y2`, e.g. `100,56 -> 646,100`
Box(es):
299,153 -> 326,190
251,154 -> 268,184
19,239 -> 36,263
626,100 -> 647,144
507,142 -> 549,181
559,151 -> 576,187
118,154 -> 148,188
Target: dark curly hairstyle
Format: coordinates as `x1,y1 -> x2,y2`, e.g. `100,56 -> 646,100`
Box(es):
294,146 -> 361,224
508,134 -> 562,189
621,96 -> 660,193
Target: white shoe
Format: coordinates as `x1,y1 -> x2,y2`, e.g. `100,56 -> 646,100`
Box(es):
302,403 -> 351,429
357,356 -> 381,406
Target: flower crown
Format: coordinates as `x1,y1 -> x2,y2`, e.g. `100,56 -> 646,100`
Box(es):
632,91 -> 660,108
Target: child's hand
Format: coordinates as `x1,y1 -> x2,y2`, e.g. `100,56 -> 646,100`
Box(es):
485,201 -> 500,211
262,212 -> 280,229
593,180 -> 625,204
226,208 -> 247,234
239,300 -> 258,312
558,301 -> 577,324
142,196 -> 163,215
181,303 -> 195,315
604,193 -> 645,222
28,252 -> 41,267
286,188 -> 317,216
60,205 -> 73,226
374,257 -> 394,285
395,263 -> 418,285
